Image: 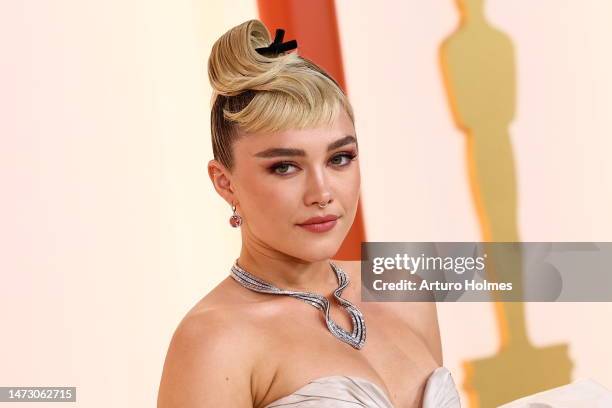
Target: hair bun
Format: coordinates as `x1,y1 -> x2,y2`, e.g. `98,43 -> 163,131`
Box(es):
208,19 -> 296,97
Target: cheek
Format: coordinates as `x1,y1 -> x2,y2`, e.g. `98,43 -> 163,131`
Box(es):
352,169 -> 361,193
337,167 -> 361,199
240,177 -> 300,221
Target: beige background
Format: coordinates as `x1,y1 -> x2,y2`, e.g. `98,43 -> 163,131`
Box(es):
1,0 -> 611,406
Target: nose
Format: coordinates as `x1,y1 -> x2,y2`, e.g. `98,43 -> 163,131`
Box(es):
304,167 -> 333,208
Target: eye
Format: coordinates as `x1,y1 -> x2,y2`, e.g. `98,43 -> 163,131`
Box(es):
268,152 -> 357,176
329,152 -> 357,167
269,162 -> 299,175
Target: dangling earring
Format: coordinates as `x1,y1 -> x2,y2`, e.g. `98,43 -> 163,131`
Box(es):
229,204 -> 242,228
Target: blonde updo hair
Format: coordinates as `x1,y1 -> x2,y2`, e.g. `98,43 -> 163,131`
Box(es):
208,19 -> 355,171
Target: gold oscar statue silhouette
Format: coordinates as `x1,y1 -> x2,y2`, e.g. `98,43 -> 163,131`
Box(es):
439,0 -> 572,406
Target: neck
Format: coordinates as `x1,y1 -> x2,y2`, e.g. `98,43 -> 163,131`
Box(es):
236,244 -> 340,298
458,1 -> 485,23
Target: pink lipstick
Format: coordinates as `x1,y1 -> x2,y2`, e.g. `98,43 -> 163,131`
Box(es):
297,215 -> 339,233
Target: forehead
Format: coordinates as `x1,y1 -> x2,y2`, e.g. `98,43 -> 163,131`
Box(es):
234,109 -> 356,153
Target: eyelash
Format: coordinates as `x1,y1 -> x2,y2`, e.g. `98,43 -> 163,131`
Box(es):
268,151 -> 358,176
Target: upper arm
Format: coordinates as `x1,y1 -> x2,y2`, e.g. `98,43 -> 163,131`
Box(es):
157,311 -> 254,408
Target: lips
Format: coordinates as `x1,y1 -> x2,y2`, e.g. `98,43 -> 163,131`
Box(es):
298,215 -> 339,225
297,215 -> 339,233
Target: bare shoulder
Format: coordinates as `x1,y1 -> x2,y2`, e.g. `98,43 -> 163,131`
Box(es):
333,259 -> 443,365
157,307 -> 257,407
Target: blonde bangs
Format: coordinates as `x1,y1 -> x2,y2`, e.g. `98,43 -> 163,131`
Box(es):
224,86 -> 350,134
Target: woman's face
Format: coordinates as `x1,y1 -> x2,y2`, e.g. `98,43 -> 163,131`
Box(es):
217,109 -> 360,262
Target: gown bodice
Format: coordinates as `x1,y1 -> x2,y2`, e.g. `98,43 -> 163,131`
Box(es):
263,366 -> 461,407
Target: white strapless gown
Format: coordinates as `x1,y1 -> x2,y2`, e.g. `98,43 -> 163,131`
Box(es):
264,366 -> 461,407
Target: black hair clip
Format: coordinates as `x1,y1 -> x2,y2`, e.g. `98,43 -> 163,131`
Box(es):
255,28 -> 298,56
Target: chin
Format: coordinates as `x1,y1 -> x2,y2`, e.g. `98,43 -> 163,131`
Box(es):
292,240 -> 343,263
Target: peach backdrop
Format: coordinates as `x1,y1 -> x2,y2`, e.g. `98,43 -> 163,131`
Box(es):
1,1 -> 611,407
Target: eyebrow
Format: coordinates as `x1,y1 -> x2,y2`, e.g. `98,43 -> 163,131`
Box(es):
254,135 -> 358,158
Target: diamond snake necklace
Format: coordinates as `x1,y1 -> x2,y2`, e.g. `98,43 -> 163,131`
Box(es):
230,260 -> 367,349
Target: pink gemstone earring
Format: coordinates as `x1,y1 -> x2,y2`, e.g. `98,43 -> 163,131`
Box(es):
229,204 -> 242,228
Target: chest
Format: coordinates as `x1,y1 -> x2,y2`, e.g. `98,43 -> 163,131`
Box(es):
251,298 -> 439,408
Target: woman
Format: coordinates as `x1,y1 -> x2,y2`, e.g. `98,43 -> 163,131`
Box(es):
157,19 -> 461,408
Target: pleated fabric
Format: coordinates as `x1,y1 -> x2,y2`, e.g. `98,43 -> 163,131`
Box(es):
264,366 -> 461,407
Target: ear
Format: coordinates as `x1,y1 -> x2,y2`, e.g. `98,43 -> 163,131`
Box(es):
207,159 -> 237,206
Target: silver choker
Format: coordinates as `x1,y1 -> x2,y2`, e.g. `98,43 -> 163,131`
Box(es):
230,260 -> 367,349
